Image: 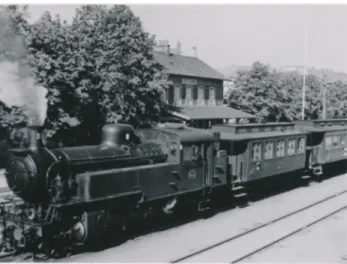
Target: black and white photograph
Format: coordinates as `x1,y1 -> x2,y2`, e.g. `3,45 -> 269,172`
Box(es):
0,0 -> 347,262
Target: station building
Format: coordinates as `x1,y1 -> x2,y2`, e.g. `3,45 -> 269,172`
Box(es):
153,40 -> 255,129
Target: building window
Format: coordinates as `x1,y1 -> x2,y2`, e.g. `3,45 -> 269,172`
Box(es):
287,139 -> 296,156
264,141 -> 274,160
209,87 -> 215,105
186,85 -> 193,105
298,137 -> 305,153
276,139 -> 285,157
174,85 -> 181,104
252,142 -> 262,162
161,88 -> 168,103
198,86 -> 204,105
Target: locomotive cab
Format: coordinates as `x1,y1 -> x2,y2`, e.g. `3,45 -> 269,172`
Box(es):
136,123 -> 224,210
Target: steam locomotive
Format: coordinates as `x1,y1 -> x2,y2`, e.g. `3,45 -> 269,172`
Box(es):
0,119 -> 346,257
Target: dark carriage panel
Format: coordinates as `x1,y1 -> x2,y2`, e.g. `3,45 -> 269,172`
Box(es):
212,123 -> 308,184
295,119 -> 347,167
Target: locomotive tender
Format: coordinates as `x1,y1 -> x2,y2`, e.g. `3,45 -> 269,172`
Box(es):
0,119 -> 346,256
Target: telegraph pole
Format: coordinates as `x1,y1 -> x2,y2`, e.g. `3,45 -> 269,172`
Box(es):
302,18 -> 308,120
322,76 -> 326,119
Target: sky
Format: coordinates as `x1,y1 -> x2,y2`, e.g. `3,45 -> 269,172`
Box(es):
25,4 -> 347,73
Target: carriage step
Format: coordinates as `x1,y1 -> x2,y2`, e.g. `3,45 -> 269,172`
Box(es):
313,167 -> 323,175
232,186 -> 245,192
198,199 -> 211,212
301,175 -> 311,180
233,192 -> 248,199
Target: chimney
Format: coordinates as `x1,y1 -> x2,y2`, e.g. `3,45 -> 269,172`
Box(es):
26,117 -> 44,152
167,44 -> 171,56
193,46 -> 197,57
176,41 -> 181,55
27,125 -> 44,152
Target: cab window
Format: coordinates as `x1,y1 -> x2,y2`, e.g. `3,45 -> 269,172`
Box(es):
251,142 -> 262,162
287,138 -> 296,156
276,139 -> 285,157
264,141 -> 274,160
298,137 -> 305,153
182,145 -> 191,161
182,143 -> 205,162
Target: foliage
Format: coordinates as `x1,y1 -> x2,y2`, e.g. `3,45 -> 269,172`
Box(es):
228,62 -> 289,122
27,5 -> 170,145
227,61 -> 347,121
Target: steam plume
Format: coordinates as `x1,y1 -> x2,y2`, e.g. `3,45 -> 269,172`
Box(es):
0,7 -> 47,126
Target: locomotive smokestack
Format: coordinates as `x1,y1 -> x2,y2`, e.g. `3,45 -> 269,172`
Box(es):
27,118 -> 44,152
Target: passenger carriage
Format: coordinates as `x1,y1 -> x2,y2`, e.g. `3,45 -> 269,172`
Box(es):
211,123 -> 309,200
295,119 -> 347,181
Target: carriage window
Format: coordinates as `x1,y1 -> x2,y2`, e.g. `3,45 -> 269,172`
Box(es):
252,142 -> 262,162
264,141 -> 274,160
341,135 -> 345,145
298,137 -> 305,153
332,135 -> 339,147
287,139 -> 296,156
325,136 -> 332,148
276,140 -> 285,157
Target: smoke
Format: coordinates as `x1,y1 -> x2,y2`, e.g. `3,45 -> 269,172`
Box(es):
0,7 -> 47,126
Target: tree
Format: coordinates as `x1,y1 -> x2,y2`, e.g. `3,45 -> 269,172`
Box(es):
28,5 -> 170,145
228,61 -> 289,122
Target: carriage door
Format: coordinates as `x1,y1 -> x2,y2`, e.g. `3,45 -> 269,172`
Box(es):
212,141 -> 228,188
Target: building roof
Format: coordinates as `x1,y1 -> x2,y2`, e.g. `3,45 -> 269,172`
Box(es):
170,105 -> 256,121
153,51 -> 226,80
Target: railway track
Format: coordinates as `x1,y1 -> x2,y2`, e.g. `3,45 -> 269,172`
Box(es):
171,189 -> 347,263
0,177 -> 347,263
